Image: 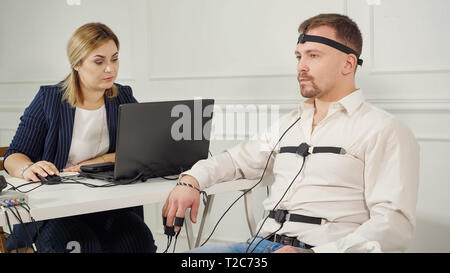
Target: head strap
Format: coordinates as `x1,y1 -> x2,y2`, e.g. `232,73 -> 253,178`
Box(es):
297,33 -> 363,66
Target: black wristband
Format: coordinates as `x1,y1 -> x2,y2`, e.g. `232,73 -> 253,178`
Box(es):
176,182 -> 208,205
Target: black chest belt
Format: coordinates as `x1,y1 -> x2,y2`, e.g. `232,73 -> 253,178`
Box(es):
269,210 -> 322,225
279,142 -> 346,157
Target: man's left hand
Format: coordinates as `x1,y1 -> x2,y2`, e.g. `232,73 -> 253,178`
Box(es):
273,246 -> 314,253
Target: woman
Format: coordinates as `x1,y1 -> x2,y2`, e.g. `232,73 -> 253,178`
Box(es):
3,23 -> 157,253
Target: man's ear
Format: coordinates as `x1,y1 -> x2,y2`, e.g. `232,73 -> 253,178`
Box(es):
342,54 -> 357,75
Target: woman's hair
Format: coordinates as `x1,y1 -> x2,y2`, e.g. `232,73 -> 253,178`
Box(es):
61,22 -> 120,107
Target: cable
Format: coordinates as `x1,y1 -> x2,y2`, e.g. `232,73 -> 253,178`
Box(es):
19,203 -> 42,251
1,206 -> 19,252
199,117 -> 301,247
246,158 -> 306,253
172,231 -> 181,253
7,206 -> 36,252
6,181 -> 43,193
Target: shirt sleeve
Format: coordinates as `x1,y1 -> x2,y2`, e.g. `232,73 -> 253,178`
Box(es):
312,118 -> 420,253
182,111 -> 299,190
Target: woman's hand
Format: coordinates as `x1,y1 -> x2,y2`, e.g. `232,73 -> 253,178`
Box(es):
63,164 -> 82,173
23,161 -> 59,182
62,153 -> 115,173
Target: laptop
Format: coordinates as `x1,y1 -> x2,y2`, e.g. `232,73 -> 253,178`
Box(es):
80,99 -> 214,183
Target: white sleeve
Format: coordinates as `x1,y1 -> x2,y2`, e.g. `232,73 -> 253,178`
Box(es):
313,118 -> 420,253
182,111 -> 299,190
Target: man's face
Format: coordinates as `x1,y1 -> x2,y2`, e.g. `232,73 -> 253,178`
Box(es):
295,25 -> 346,99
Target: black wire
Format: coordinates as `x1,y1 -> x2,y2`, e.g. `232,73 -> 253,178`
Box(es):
199,117 -> 301,247
163,235 -> 172,253
6,181 -> 43,193
172,231 -> 181,253
248,224 -> 284,253
7,206 -> 36,253
2,206 -> 19,252
246,158 -> 306,253
19,203 -> 42,252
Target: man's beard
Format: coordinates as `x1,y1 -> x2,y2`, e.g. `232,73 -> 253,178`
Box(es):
298,74 -> 322,98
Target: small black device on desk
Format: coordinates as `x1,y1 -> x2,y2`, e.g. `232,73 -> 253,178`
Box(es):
80,162 -> 115,173
36,173 -> 62,185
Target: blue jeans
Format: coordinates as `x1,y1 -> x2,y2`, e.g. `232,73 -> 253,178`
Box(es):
187,237 -> 285,253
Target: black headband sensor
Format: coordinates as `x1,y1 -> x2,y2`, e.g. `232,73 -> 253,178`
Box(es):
297,33 -> 363,66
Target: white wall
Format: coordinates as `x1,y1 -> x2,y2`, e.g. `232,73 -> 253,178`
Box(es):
1,0 -> 449,252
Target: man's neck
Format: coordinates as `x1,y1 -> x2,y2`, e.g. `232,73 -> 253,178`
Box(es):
312,84 -> 357,122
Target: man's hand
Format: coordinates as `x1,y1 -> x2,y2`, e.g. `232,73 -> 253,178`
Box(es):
273,246 -> 314,253
162,175 -> 201,233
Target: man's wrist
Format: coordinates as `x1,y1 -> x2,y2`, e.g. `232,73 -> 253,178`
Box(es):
179,174 -> 200,189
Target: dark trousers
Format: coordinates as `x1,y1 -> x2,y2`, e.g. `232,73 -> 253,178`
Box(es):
6,207 -> 157,253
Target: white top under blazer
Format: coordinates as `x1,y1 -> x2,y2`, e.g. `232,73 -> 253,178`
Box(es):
65,105 -> 109,168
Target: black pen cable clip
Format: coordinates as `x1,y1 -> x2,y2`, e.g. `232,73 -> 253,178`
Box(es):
162,216 -> 185,253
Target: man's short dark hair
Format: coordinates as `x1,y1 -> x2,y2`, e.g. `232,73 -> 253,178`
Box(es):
298,13 -> 363,56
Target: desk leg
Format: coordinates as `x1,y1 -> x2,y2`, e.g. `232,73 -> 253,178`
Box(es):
194,194 -> 215,248
242,189 -> 256,237
184,209 -> 195,250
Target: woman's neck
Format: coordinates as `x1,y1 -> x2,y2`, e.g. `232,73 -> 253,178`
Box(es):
78,86 -> 105,110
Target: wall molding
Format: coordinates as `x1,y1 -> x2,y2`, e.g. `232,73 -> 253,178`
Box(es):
149,73 -> 294,81
0,78 -> 136,85
368,5 -> 450,75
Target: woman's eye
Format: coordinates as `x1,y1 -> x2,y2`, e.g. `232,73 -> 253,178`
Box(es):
95,61 -> 103,65
112,58 -> 119,62
296,56 -> 301,60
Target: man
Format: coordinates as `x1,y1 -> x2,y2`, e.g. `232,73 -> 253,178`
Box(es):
162,13 -> 419,253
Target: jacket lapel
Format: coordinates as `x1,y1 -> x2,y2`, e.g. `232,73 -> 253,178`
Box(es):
105,95 -> 117,153
57,101 -> 75,170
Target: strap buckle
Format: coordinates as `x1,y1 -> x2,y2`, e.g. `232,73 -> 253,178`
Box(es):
296,143 -> 311,157
274,210 -> 288,224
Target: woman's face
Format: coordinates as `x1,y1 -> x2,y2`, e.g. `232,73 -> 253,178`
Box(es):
76,39 -> 119,93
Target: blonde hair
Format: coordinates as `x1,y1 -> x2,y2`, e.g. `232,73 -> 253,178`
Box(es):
61,23 -> 120,107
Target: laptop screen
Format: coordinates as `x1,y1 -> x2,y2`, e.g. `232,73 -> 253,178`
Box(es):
114,99 -> 214,181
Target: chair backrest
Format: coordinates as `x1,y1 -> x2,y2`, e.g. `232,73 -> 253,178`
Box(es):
0,147 -> 8,171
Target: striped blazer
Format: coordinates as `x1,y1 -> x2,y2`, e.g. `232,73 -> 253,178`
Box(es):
4,83 -> 138,170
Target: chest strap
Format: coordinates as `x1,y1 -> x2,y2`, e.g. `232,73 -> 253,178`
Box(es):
279,142 -> 346,157
268,210 -> 323,225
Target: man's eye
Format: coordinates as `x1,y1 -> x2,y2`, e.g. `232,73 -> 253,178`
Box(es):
296,56 -> 301,60
311,54 -> 317,58
112,58 -> 119,62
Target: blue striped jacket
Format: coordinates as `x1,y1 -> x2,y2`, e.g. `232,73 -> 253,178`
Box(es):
3,83 -> 139,250
4,83 -> 138,170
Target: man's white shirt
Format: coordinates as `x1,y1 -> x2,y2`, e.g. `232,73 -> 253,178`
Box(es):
183,90 -> 420,253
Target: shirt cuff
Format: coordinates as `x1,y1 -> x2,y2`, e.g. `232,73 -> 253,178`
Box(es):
181,164 -> 211,191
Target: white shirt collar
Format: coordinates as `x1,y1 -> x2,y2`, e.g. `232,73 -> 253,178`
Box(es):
298,89 -> 365,116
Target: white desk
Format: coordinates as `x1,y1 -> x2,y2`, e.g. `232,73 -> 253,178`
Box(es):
0,171 -> 267,249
